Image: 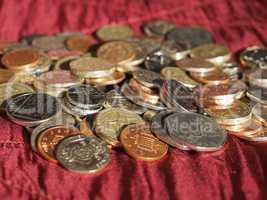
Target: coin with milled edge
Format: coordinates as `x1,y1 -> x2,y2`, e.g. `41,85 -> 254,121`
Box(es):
165,112 -> 227,151
6,93 -> 61,126
56,135 -> 110,173
145,50 -> 173,73
120,123 -> 168,161
96,24 -> 133,41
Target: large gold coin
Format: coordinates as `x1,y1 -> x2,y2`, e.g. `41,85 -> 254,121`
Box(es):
96,24 -> 133,41
97,41 -> 135,66
205,100 -> 251,125
70,57 -> 116,78
120,123 -> 168,161
161,67 -> 198,88
95,108 -> 144,146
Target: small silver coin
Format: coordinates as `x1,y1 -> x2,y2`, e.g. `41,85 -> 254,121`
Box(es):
56,135 -> 110,173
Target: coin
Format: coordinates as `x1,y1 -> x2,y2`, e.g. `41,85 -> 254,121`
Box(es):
160,40 -> 191,60
166,27 -> 213,49
150,110 -> 190,150
66,84 -> 105,109
205,100 -> 251,125
96,24 -> 133,41
54,56 -> 80,70
190,69 -> 230,85
121,82 -> 166,111
239,126 -> 267,142
120,123 -> 168,161
252,103 -> 267,126
124,39 -> 146,66
32,36 -> 65,51
0,69 -> 14,83
142,110 -> 157,122
56,135 -> 110,173
6,93 -> 61,126
66,35 -> 92,53
79,117 -> 94,136
190,43 -> 231,65
104,90 -> 146,114
132,69 -> 161,88
247,86 -> 267,104
161,67 -> 198,88
70,57 -> 116,78
165,112 -> 227,151
240,47 -> 267,68
0,40 -> 14,54
247,68 -> 267,88
1,48 -> 40,71
144,50 -> 173,73
176,58 -> 216,73
37,126 -> 79,163
95,108 -> 144,146
160,80 -> 198,112
85,71 -> 125,86
222,119 -> 262,135
97,41 -> 135,66
143,20 -> 176,37
129,78 -> 156,95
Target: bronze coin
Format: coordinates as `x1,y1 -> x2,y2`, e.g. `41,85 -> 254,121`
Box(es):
66,35 -> 92,53
190,69 -> 230,85
120,123 -> 168,161
37,126 -> 79,163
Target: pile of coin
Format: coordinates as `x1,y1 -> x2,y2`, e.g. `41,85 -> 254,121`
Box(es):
1,20 -> 267,174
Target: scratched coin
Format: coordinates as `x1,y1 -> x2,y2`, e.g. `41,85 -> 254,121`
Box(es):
56,135 -> 110,173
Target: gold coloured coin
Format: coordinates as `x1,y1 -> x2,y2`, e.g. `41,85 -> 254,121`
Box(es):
96,24 -> 133,41
161,67 -> 198,88
190,43 -> 231,65
95,108 -> 145,146
85,71 -> 125,86
97,41 -> 135,66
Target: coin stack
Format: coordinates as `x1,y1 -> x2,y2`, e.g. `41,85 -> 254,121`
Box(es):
3,19 -> 267,174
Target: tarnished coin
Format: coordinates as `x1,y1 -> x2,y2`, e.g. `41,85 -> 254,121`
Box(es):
96,24 -> 133,41
121,83 -> 166,111
120,123 -> 168,161
205,100 -> 251,125
151,110 -> 190,150
247,86 -> 267,104
32,36 -> 65,51
176,58 -> 216,73
166,27 -> 213,49
190,43 -> 231,65
104,90 -> 146,114
70,57 -> 116,78
6,93 -> 61,126
37,126 -> 79,163
133,69 -> 161,88
56,135 -> 110,173
85,71 -> 125,86
1,48 -> 40,71
97,41 -> 135,66
240,47 -> 267,68
143,20 -> 176,37
94,108 -> 144,146
144,50 -> 173,73
66,35 -> 92,53
161,67 -> 198,88
66,84 -> 105,109
190,69 -> 230,85
160,80 -> 198,112
165,112 -> 227,151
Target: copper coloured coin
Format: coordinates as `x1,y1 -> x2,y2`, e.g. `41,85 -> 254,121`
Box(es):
37,125 -> 79,163
190,69 -> 230,85
66,35 -> 92,53
120,123 -> 168,161
176,58 -> 216,73
1,48 -> 40,70
85,71 -> 125,86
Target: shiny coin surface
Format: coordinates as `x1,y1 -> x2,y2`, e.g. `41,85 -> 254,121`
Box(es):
37,126 -> 79,163
160,40 -> 190,60
85,71 -> 125,86
161,67 -> 198,88
190,69 -> 230,85
66,35 -> 92,53
176,58 -> 216,73
96,24 -> 133,41
133,69 -> 161,88
70,57 -> 116,78
165,112 -> 227,151
32,36 -> 65,51
166,27 -> 213,49
240,47 -> 267,68
143,20 -> 176,37
190,43 -> 231,65
129,78 -> 156,95
66,84 -> 105,109
97,41 -> 135,66
95,108 -> 144,146
120,123 -> 168,161
6,93 -> 61,126
252,103 -> 267,126
56,135 -> 110,173
205,100 -> 251,125
2,48 -> 40,71
247,86 -> 267,104
144,50 -> 173,73
239,126 -> 267,142
247,69 -> 267,88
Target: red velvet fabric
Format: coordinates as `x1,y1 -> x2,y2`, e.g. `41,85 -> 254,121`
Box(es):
1,0 -> 267,199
